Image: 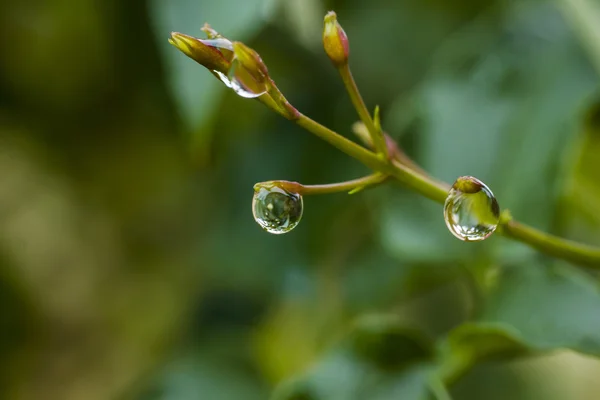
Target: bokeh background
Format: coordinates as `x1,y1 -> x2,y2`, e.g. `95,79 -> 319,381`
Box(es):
1,0 -> 600,399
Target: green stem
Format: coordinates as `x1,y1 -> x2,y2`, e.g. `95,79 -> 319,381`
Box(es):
296,114 -> 449,202
295,113 -> 600,267
338,64 -> 388,158
256,173 -> 387,196
503,221 -> 600,267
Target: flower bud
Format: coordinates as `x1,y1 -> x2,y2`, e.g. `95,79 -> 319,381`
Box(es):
169,27 -> 297,118
323,11 -> 349,67
168,32 -> 233,75
232,42 -> 269,81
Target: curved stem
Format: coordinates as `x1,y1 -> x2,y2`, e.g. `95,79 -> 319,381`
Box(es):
294,113 -> 600,268
257,173 -> 387,196
338,64 -> 388,157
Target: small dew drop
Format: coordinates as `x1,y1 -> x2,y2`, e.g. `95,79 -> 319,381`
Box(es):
227,58 -> 268,99
444,176 -> 500,242
252,185 -> 303,234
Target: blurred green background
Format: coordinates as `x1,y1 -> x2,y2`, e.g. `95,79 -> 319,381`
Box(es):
1,0 -> 600,399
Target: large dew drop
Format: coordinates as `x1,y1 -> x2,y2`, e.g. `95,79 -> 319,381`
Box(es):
252,184 -> 303,234
444,176 -> 500,242
227,58 -> 268,98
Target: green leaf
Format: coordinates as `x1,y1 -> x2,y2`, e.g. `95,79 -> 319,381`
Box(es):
437,323 -> 529,385
271,353 -> 434,400
478,262 -> 600,355
271,314 -> 436,400
435,260 -> 600,387
349,314 -> 434,371
444,323 -> 528,362
139,344 -> 266,400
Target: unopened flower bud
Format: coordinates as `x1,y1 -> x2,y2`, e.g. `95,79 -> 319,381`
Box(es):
168,32 -> 233,75
323,11 -> 349,67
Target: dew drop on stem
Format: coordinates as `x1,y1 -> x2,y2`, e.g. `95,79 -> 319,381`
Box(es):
253,184 -> 303,234
444,176 -> 500,242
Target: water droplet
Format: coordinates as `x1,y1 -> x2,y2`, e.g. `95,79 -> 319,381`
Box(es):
444,176 -> 500,242
212,70 -> 233,88
227,58 -> 268,98
253,184 -> 303,234
203,38 -> 234,52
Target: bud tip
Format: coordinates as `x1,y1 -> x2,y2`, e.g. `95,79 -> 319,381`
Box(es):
323,11 -> 349,66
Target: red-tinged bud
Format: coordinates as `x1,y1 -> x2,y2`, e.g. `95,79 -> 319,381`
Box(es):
169,27 -> 298,118
323,11 -> 349,67
168,32 -> 233,75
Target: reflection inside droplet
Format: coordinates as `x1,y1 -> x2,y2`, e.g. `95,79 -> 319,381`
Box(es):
252,185 -> 303,234
227,58 -> 268,99
444,176 -> 500,241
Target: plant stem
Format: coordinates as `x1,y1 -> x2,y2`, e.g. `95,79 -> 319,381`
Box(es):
260,174 -> 387,196
294,113 -> 600,267
503,221 -> 600,267
296,114 -> 449,202
352,121 -> 433,176
338,64 -> 389,158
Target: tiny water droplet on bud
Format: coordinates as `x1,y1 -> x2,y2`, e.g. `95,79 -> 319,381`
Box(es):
444,176 -> 500,242
202,38 -> 233,52
253,184 -> 303,234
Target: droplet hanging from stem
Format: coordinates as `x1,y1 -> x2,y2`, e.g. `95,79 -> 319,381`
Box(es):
252,183 -> 303,234
444,176 -> 500,242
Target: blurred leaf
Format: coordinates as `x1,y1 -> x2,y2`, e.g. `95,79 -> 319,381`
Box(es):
139,345 -> 265,400
437,261 -> 600,385
562,99 -> 600,245
272,351 -> 434,400
269,0 -> 324,51
478,262 -> 600,355
272,314 -> 435,400
444,323 -> 528,362
437,323 -> 529,386
252,297 -> 322,384
349,314 -> 434,371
